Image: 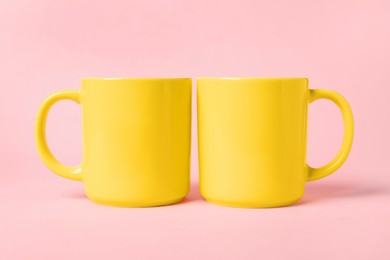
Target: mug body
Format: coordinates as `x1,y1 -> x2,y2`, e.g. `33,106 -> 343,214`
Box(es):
197,78 -> 309,207
81,78 -> 192,206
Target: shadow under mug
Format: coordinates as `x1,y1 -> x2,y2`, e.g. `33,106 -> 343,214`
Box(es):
35,78 -> 192,207
197,78 -> 354,208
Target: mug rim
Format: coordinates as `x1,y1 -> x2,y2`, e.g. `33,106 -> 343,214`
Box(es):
82,77 -> 191,81
197,77 -> 308,80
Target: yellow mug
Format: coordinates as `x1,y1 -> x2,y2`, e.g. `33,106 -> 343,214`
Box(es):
35,78 -> 192,207
197,78 -> 354,208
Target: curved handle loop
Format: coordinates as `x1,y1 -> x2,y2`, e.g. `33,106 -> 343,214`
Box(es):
35,90 -> 83,181
307,89 -> 354,181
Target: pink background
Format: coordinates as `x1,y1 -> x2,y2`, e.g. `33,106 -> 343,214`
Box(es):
1,0 -> 389,259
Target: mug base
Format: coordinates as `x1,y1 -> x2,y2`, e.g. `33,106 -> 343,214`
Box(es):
204,197 -> 300,208
88,196 -> 185,208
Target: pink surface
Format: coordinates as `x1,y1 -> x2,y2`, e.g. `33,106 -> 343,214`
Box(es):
1,0 -> 389,259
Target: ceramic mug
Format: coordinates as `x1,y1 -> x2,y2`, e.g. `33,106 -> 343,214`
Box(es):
35,78 -> 192,207
197,78 -> 353,208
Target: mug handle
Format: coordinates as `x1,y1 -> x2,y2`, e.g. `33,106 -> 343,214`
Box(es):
307,89 -> 354,181
35,90 -> 83,181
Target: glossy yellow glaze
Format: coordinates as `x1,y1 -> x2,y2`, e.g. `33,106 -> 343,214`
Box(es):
35,78 -> 192,207
197,78 -> 353,208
